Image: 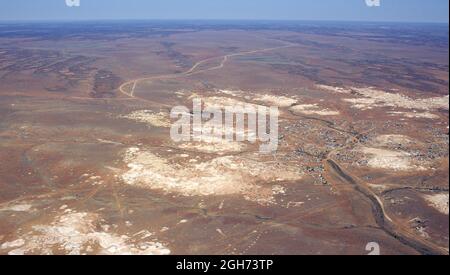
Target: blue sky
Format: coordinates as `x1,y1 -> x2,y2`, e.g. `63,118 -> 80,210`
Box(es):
0,0 -> 448,23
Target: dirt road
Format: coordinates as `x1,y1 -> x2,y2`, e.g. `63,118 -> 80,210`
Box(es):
118,43 -> 295,100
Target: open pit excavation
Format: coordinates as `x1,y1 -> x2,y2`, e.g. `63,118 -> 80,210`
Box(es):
0,17 -> 448,256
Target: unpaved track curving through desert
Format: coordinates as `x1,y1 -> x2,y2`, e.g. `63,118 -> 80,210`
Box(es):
118,43 -> 295,100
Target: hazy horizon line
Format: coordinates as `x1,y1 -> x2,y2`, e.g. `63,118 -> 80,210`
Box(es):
0,18 -> 448,24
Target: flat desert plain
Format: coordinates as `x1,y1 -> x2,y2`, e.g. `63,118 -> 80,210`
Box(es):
0,21 -> 448,255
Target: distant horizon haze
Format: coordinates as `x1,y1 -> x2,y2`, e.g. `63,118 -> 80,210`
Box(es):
0,0 -> 448,23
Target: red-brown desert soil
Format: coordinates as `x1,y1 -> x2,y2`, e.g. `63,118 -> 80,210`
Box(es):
0,21 -> 448,255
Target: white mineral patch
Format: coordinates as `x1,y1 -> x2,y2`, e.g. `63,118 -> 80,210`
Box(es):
388,111 -> 440,120
373,135 -> 414,147
359,147 -> 423,171
343,97 -> 379,110
254,94 -> 297,107
272,185 -> 286,195
344,87 -> 449,111
218,89 -> 246,97
316,85 -> 351,94
121,148 -> 302,205
1,203 -> 33,212
290,104 -> 340,116
177,140 -> 245,154
317,85 -> 449,113
121,110 -> 171,128
0,211 -> 170,255
286,202 -> 305,208
217,90 -> 298,108
1,239 -> 25,250
198,96 -> 263,111
423,194 -> 449,215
